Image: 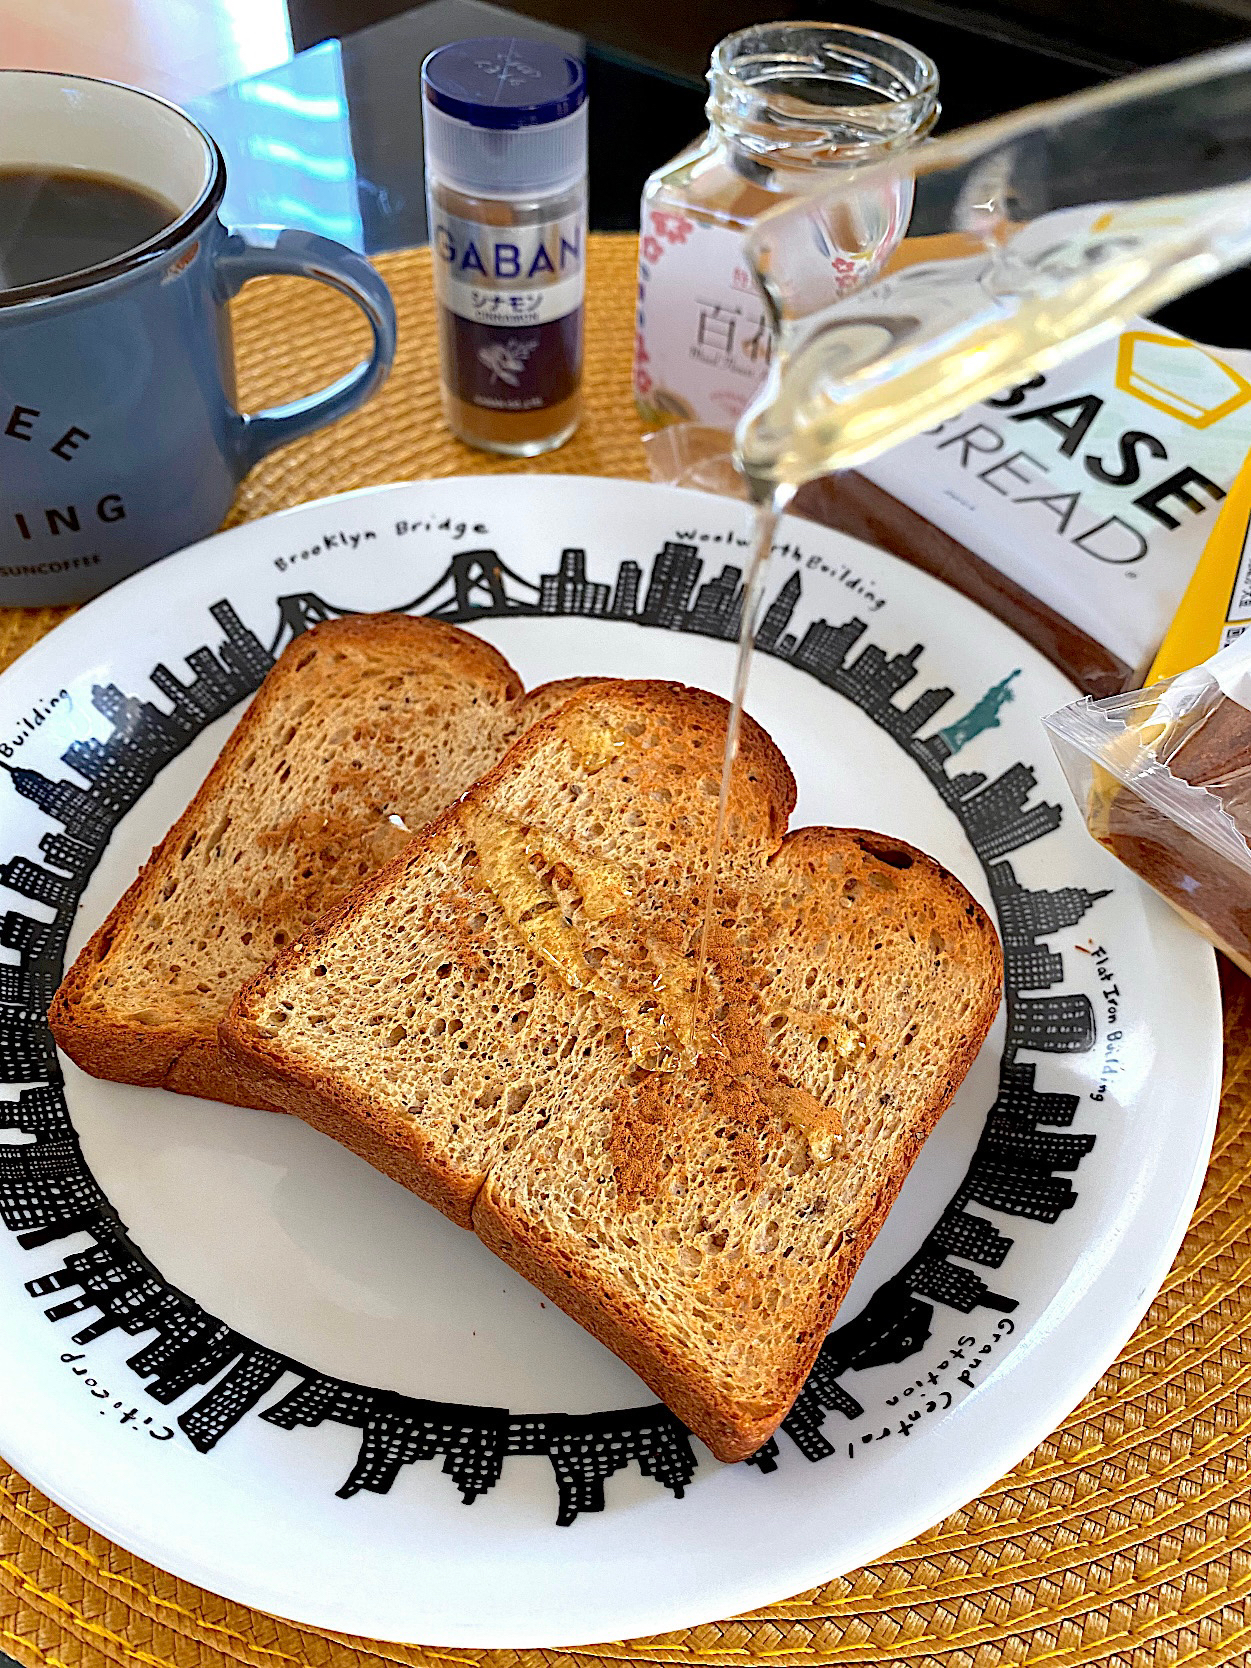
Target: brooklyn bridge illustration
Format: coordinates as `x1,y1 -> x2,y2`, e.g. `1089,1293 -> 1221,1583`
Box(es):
0,537 -> 1107,1519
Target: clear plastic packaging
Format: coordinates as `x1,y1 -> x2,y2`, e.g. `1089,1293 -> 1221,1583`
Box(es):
1045,633 -> 1251,971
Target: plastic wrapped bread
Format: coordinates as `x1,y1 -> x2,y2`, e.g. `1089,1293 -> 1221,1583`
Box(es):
1045,634 -> 1251,971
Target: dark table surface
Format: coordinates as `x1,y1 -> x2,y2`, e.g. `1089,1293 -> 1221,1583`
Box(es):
187,0 -> 1250,348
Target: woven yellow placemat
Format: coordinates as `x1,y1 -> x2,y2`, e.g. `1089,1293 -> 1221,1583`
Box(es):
1,235 -> 1248,1668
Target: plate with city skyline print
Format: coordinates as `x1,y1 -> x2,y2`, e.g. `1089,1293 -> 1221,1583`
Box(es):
0,475 -> 1220,1648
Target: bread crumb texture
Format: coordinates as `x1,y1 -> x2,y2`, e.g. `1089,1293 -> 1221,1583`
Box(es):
226,679 -> 1002,1459
50,614 -> 598,1104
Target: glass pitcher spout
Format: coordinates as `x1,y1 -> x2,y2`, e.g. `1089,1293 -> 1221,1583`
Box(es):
736,40 -> 1251,499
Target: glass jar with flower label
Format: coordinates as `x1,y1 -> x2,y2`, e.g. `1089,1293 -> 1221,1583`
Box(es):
634,22 -> 938,431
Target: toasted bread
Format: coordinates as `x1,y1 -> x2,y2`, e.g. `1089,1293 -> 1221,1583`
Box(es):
50,614 -> 596,1110
222,680 -> 1002,1459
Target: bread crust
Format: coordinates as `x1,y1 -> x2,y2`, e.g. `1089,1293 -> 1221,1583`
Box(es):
223,682 -> 1001,1460
219,830 -> 487,1225
50,614 -> 528,1109
475,827 -> 1001,1463
221,679 -> 795,1212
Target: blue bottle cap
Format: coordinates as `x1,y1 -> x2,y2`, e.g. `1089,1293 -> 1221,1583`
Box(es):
422,37 -> 587,131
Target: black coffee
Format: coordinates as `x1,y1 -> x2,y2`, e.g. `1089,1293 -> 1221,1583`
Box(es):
0,168 -> 176,292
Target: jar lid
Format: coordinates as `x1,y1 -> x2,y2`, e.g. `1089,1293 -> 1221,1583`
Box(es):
422,37 -> 586,131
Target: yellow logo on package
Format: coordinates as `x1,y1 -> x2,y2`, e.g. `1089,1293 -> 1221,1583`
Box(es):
1115,332 -> 1251,429
1148,438 -> 1251,683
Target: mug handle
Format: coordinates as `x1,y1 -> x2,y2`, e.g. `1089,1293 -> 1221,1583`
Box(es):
214,226 -> 398,473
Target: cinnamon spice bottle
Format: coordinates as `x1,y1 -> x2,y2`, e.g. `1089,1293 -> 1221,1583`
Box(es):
422,38 -> 588,456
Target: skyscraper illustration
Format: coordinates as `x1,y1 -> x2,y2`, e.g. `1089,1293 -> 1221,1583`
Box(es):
1005,940 -> 1065,992
960,1157 -> 1079,1223
843,643 -> 923,714
0,1013 -> 56,1082
0,1137 -> 104,1233
908,1253 -> 1016,1313
948,769 -> 987,799
610,560 -> 641,618
756,571 -> 800,651
792,617 -> 866,680
981,1114 -> 1094,1172
990,862 -> 1110,939
640,541 -> 702,626
4,768 -> 112,845
1007,994 -> 1098,1054
992,1058 -> 1083,1126
0,856 -> 76,911
929,1205 -> 1013,1267
540,549 -> 610,616
684,564 -> 743,637
896,683 -> 954,737
0,549 -> 1108,1505
212,600 -> 275,687
960,764 -> 1063,861
0,962 -> 56,1011
39,831 -> 98,878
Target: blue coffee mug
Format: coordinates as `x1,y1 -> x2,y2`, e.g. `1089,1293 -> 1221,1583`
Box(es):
0,70 -> 398,606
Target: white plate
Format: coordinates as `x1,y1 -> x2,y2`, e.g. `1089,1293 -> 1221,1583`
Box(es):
0,476 -> 1220,1648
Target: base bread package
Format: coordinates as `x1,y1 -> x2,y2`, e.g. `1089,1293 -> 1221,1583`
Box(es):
1045,633 -> 1251,972
648,321 -> 1251,698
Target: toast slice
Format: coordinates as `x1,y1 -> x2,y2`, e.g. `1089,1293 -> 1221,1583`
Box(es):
223,680 -> 1002,1459
50,614 -> 597,1111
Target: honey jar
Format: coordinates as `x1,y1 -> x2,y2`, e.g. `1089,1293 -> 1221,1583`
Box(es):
634,22 -> 938,431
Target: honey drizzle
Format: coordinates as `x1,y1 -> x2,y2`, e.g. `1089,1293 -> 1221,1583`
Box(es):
468,808 -> 703,1071
692,489 -> 793,1023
